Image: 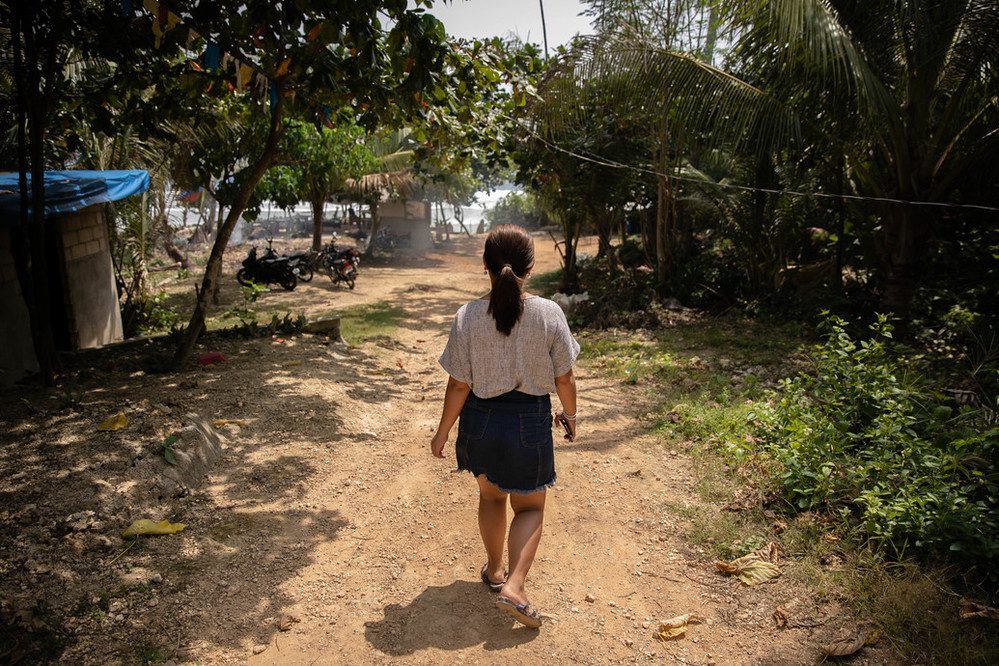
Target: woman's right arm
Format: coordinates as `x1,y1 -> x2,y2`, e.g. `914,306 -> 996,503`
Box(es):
554,368 -> 577,441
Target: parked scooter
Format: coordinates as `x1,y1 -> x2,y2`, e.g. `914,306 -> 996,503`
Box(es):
236,244 -> 298,291
319,241 -> 360,289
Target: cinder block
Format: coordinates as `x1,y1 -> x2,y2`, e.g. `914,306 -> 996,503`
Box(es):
62,230 -> 78,246
85,240 -> 100,256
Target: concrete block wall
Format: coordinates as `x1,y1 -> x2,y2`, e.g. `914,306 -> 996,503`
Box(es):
380,200 -> 433,253
0,228 -> 39,385
57,208 -> 123,349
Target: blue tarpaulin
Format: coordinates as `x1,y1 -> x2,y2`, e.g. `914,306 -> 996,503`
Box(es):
0,170 -> 150,226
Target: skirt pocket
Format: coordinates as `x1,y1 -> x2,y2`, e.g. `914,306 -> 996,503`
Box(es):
519,412 -> 553,448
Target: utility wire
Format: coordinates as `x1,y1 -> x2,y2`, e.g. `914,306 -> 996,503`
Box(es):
525,128 -> 999,214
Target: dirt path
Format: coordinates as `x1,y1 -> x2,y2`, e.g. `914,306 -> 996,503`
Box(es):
2,236 -> 883,665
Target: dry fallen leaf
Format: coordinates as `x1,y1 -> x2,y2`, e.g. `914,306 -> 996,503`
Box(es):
714,553 -> 781,586
819,632 -> 866,658
655,613 -> 705,641
773,606 -> 788,629
121,519 -> 186,537
959,598 -> 999,621
97,412 -> 128,431
755,541 -> 781,564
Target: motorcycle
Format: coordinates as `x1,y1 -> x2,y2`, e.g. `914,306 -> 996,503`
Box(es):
261,239 -> 313,283
236,245 -> 298,291
319,241 -> 360,289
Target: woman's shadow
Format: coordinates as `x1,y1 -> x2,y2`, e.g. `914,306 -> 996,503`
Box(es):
364,580 -> 540,655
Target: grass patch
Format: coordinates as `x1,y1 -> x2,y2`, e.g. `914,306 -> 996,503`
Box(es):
337,301 -> 405,344
528,268 -> 562,298
583,314 -> 999,663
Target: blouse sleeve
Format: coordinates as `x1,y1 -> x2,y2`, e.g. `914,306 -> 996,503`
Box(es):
438,309 -> 473,384
550,307 -> 581,377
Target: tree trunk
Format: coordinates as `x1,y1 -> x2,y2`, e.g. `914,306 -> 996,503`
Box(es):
174,92 -> 286,367
877,206 -> 928,326
163,233 -> 189,269
702,4 -> 719,64
558,217 -> 582,292
363,200 -> 381,259
655,173 -> 671,296
311,194 -> 324,251
639,206 -> 655,267
12,2 -> 59,384
834,150 -> 845,292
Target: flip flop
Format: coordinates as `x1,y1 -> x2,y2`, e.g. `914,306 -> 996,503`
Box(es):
496,595 -> 542,629
480,564 -> 507,592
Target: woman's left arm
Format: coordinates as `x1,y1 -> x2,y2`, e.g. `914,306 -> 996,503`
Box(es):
430,376 -> 472,458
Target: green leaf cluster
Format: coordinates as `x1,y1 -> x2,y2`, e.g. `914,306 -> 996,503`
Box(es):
753,313 -> 999,568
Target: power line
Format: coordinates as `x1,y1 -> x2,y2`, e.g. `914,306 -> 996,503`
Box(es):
525,128 -> 999,214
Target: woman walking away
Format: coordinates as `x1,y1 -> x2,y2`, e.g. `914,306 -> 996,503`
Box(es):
430,225 -> 580,629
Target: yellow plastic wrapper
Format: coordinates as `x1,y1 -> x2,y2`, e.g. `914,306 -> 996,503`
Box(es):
121,519 -> 187,537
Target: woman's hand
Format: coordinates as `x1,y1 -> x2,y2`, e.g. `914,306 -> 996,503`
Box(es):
557,413 -> 577,442
430,430 -> 449,458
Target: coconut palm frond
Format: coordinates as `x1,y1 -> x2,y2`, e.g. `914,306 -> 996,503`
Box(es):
730,0 -> 899,125
542,33 -> 800,154
376,149 -> 414,172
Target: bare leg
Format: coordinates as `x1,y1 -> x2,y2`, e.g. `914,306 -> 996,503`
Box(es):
476,475 -> 507,584
500,489 -> 546,604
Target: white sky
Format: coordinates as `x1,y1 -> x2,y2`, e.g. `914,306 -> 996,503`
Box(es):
427,0 -> 593,50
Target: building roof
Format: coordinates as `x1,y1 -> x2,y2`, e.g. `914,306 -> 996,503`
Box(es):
0,170 -> 150,225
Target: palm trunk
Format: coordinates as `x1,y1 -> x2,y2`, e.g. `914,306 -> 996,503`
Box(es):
174,91 -> 286,367
655,173 -> 671,296
878,206 -> 928,325
654,118 -> 674,297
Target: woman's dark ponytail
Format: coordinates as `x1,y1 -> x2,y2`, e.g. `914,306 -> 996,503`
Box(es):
484,225 -> 535,335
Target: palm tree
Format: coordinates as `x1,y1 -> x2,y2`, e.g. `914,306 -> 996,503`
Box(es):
547,0 -> 999,316
342,129 -> 419,259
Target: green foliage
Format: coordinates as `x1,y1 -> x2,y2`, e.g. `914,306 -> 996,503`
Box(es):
254,119 -> 376,220
241,282 -> 267,304
485,191 -> 543,228
159,434 -> 179,466
753,313 -> 999,567
131,292 -> 181,336
217,314 -> 307,339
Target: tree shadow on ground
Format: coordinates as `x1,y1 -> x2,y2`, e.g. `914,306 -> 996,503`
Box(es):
0,325 -> 414,663
364,580 -> 538,655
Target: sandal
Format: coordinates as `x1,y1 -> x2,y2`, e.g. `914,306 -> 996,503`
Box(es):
496,595 -> 542,629
480,564 -> 507,592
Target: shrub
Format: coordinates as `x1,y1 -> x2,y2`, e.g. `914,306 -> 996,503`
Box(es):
130,292 -> 180,336
752,313 -> 999,569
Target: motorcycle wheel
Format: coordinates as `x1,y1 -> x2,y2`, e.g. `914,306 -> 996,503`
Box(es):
236,268 -> 254,287
279,274 -> 297,291
294,266 -> 314,282
346,277 -> 356,290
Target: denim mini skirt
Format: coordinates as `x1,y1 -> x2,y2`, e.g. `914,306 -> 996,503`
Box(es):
456,390 -> 556,494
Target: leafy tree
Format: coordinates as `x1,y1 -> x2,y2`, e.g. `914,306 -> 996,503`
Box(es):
485,191 -> 544,229
266,119 -> 376,250
157,0 -> 482,364
550,0 -> 999,320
